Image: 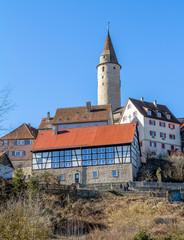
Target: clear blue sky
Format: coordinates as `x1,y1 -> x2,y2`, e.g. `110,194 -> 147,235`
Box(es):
0,0 -> 184,134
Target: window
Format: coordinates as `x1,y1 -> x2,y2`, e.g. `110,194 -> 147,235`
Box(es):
66,117 -> 69,120
157,112 -> 161,117
106,147 -> 113,152
98,148 -> 105,153
112,170 -> 118,177
123,116 -> 127,121
107,159 -> 114,164
82,149 -> 91,154
60,174 -> 64,181
160,132 -> 166,139
133,111 -> 137,117
113,66 -> 116,69
167,114 -> 170,119
98,154 -> 105,159
162,144 -> 165,149
127,104 -> 131,109
3,140 -> 9,146
159,122 -> 165,127
98,159 -> 105,164
169,123 -> 175,129
150,131 -> 156,137
59,118 -> 62,121
52,163 -> 59,168
150,142 -> 156,147
65,150 -> 71,155
93,171 -> 98,178
149,120 -> 155,125
147,110 -> 151,116
102,66 -> 105,72
169,134 -> 175,140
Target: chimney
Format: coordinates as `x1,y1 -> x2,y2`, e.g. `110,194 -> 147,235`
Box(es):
86,101 -> 91,112
54,125 -> 58,135
153,100 -> 157,107
140,97 -> 144,102
47,112 -> 50,120
27,123 -> 31,127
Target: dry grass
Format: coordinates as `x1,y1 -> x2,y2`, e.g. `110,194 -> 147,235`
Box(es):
84,195 -> 184,240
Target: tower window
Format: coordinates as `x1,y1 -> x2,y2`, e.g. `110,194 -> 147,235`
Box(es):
103,56 -> 105,58
102,83 -> 104,86
102,76 -> 104,79
113,67 -> 116,69
102,66 -> 105,72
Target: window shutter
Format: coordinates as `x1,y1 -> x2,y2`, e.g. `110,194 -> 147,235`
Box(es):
164,133 -> 166,138
14,140 -> 17,145
154,121 -> 156,125
150,131 -> 151,136
160,133 -> 161,137
174,135 -> 175,140
154,132 -> 156,136
22,151 -> 26,156
141,142 -> 142,147
169,124 -> 171,128
164,123 -> 166,127
150,142 -> 152,147
155,143 -> 157,147
149,120 -> 151,124
159,122 -> 161,126
173,125 -> 175,129
12,151 -> 15,156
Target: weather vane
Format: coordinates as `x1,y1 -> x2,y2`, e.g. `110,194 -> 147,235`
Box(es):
107,21 -> 110,30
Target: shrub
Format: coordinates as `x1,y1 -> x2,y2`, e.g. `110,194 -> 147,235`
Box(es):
12,165 -> 26,195
133,231 -> 151,240
0,198 -> 51,240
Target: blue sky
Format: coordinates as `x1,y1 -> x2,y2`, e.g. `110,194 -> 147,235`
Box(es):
0,0 -> 184,134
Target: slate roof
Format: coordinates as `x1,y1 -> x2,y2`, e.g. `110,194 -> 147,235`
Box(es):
33,123 -> 137,152
1,123 -> 38,140
124,98 -> 180,124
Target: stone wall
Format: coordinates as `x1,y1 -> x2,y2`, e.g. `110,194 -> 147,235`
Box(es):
34,163 -> 133,184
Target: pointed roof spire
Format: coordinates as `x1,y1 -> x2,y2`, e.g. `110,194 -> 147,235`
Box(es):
100,26 -> 120,67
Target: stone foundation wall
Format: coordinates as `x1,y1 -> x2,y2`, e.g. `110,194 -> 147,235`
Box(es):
34,163 -> 133,184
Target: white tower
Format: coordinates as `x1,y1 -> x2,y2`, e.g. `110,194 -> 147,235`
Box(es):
97,29 -> 121,111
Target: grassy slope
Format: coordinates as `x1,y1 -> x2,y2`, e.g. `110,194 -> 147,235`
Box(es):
44,193 -> 184,240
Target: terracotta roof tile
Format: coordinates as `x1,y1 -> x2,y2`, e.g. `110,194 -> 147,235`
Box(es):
1,123 -> 38,140
38,117 -> 54,130
52,104 -> 112,125
33,123 -> 137,152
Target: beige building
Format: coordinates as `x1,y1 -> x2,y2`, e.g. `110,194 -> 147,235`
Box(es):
38,102 -> 113,132
0,123 -> 38,178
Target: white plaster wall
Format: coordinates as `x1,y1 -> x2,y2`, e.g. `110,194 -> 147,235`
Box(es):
97,63 -> 121,111
120,99 -> 181,160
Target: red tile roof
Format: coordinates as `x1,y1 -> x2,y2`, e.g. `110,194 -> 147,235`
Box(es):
1,123 -> 38,140
33,123 -> 137,152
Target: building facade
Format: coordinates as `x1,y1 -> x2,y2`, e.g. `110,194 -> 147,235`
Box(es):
32,123 -> 141,184
38,102 -> 113,131
120,98 -> 181,162
0,123 -> 38,178
97,29 -> 121,112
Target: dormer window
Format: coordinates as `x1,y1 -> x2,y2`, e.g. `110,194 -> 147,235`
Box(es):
167,114 -> 170,119
157,112 -> 161,117
147,110 -> 151,116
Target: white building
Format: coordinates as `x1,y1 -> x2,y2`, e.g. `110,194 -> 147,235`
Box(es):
119,97 -> 181,162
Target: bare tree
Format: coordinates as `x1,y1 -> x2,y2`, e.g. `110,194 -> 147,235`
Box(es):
0,86 -> 15,132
